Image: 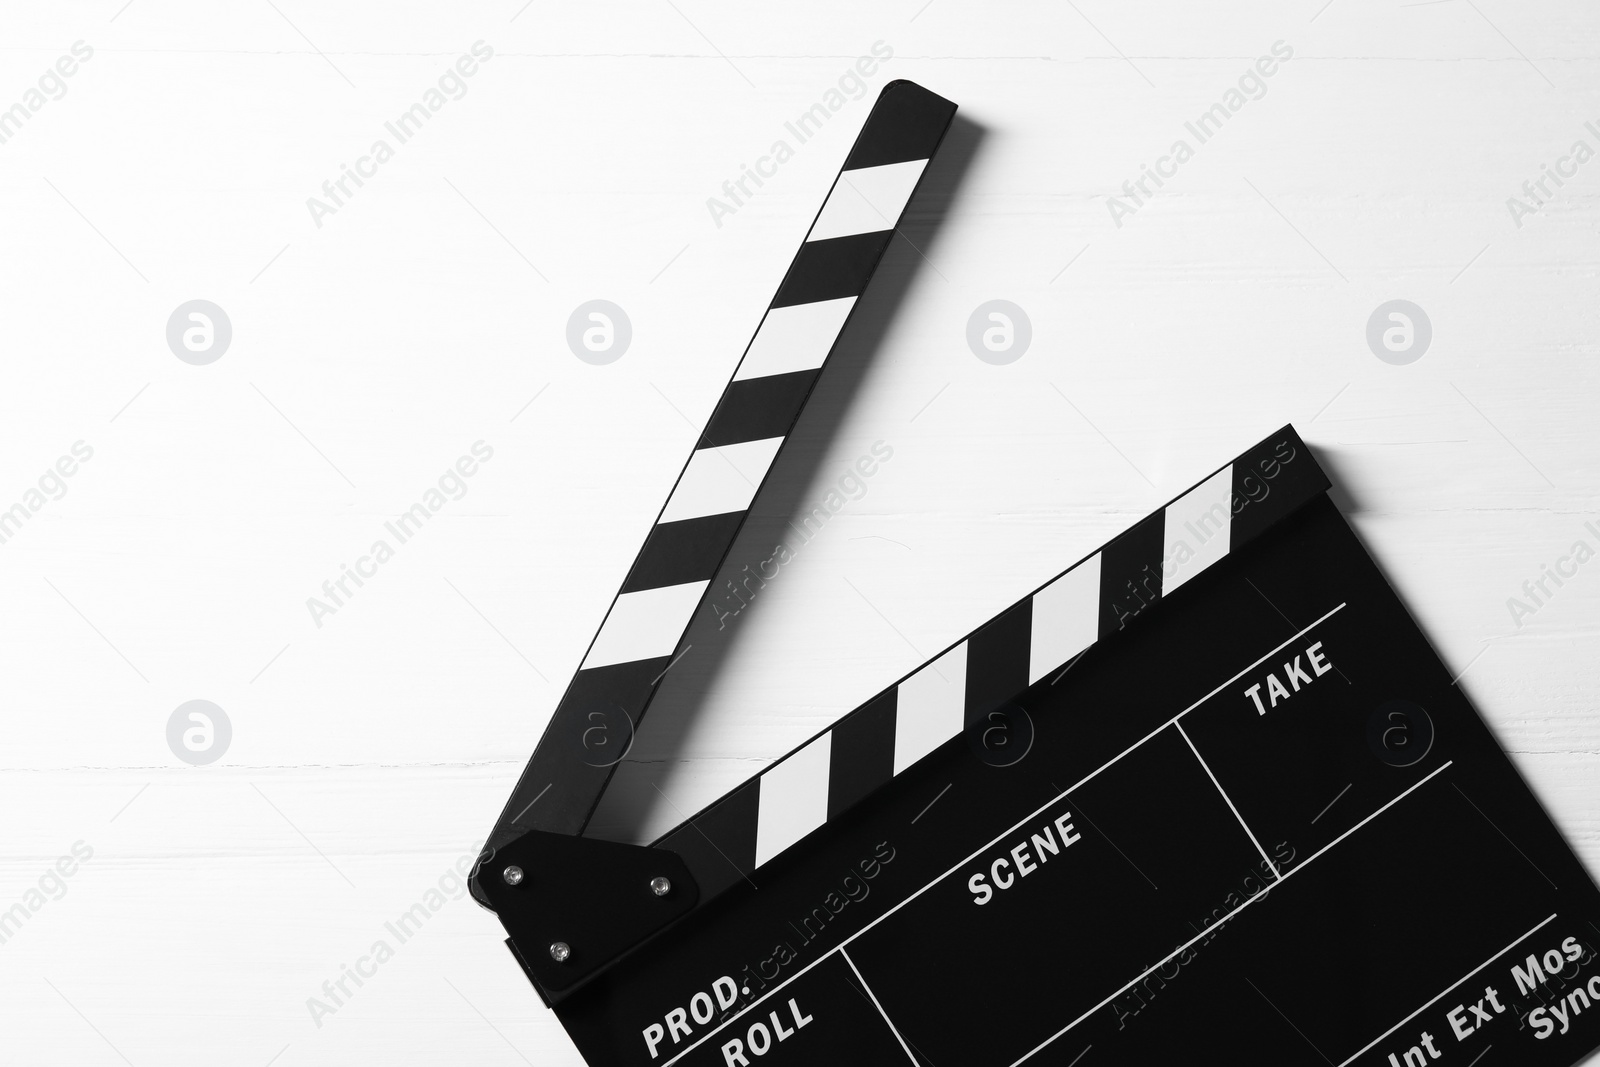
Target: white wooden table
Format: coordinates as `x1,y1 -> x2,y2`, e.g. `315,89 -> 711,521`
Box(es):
2,2 -> 1597,1063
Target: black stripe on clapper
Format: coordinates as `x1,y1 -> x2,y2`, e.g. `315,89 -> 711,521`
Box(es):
772,232 -> 896,308
965,599 -> 1032,727
622,512 -> 746,594
1098,510 -> 1166,639
827,689 -> 897,820
844,79 -> 960,169
700,370 -> 819,449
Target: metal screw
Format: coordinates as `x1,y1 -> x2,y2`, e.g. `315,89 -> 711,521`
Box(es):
650,876 -> 672,897
502,865 -> 524,886
550,941 -> 571,963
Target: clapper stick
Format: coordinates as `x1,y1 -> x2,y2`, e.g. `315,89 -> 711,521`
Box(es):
485,81 -> 956,852
472,81 -> 957,996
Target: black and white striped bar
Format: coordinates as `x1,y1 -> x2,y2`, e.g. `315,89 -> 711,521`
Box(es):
485,81 -> 958,850
657,426 -> 1330,894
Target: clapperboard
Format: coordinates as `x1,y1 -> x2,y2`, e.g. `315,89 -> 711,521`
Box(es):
469,81 -> 1600,1067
